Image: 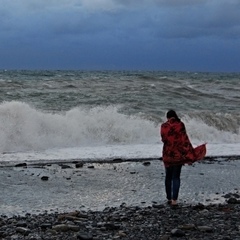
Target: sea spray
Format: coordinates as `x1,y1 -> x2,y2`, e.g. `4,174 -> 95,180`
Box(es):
0,102 -> 158,152
182,113 -> 240,144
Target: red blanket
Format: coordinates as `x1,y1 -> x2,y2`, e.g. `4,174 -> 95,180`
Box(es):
161,118 -> 206,167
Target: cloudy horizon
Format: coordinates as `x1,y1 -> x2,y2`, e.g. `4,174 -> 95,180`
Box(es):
1,0 -> 240,72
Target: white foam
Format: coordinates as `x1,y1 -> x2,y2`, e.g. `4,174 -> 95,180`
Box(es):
0,101 -> 239,162
0,143 -> 239,164
0,102 -> 158,153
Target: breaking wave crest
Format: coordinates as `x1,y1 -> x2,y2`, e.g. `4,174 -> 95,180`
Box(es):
0,101 -> 239,153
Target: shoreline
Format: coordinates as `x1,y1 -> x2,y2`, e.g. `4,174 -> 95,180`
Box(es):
1,154 -> 240,168
1,159 -> 240,216
1,158 -> 240,239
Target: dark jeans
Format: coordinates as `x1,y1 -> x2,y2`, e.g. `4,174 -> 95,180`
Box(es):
165,165 -> 182,201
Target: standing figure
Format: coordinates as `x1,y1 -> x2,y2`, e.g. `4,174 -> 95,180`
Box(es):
160,110 -> 206,206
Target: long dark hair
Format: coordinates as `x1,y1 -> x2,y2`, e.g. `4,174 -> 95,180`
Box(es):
166,110 -> 180,122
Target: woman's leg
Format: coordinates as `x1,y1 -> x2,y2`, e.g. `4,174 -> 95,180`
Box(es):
172,165 -> 182,201
165,166 -> 173,201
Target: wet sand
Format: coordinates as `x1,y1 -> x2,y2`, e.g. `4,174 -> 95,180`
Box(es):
1,158 -> 240,217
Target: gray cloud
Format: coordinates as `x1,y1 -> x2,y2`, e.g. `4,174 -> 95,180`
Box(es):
0,0 -> 239,71
1,0 -> 240,40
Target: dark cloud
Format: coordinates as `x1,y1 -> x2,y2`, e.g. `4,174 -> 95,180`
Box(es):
0,0 -> 239,71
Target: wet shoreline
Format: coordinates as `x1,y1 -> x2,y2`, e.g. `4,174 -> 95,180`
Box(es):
1,158 -> 240,216
1,154 -> 240,168
1,158 -> 240,239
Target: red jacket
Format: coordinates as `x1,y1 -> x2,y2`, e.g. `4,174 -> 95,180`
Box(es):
160,118 -> 206,167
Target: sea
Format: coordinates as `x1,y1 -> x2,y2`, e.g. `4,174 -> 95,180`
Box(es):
0,70 -> 240,165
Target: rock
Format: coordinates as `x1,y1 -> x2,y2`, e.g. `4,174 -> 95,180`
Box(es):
178,224 -> 196,230
16,221 -> 27,227
197,226 -> 213,232
27,233 -> 42,240
112,158 -> 123,162
0,219 -> 5,227
223,193 -> 232,198
52,223 -> 80,232
76,163 -> 84,168
16,226 -> 31,235
143,162 -> 151,166
61,164 -> 72,169
117,230 -> 127,237
52,224 -> 69,232
227,197 -> 238,204
152,203 -> 164,209
68,224 -> 80,232
46,229 -> 58,235
233,193 -> 240,198
40,223 -> 52,229
77,232 -> 93,240
159,235 -> 170,240
8,234 -> 19,239
15,163 -> 27,167
192,203 -> 205,210
41,176 -> 49,181
171,228 -> 185,237
104,222 -> 120,230
0,231 -> 5,238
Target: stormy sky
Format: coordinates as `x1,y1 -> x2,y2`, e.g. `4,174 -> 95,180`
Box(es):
1,0 -> 240,72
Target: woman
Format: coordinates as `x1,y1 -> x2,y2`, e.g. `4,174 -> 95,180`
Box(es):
160,110 -> 206,206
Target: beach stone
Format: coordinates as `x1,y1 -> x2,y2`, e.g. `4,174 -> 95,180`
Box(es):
178,224 -> 196,230
200,209 -> 209,215
46,229 -> 58,235
152,203 -> 164,209
227,197 -> 238,204
16,220 -> 27,227
192,203 -> 205,210
0,201 -> 240,240
233,193 -> 240,198
16,226 -> 31,235
52,224 -> 70,232
104,222 -> 120,230
117,230 -> 127,237
171,228 -> 185,237
8,234 -> 19,239
68,224 -> 80,231
40,223 -> 52,229
76,163 -> 84,168
0,231 -> 5,237
112,158 -> 122,162
159,235 -> 170,240
41,176 -> 49,181
52,223 -> 80,232
0,219 -> 5,227
197,226 -> 213,232
15,163 -> 27,167
60,164 -> 72,169
143,161 -> 151,166
27,233 -> 42,239
77,232 -> 93,240
223,193 -> 232,198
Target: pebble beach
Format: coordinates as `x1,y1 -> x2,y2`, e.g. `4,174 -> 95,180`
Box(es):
1,158 -> 240,239
1,199 -> 240,240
